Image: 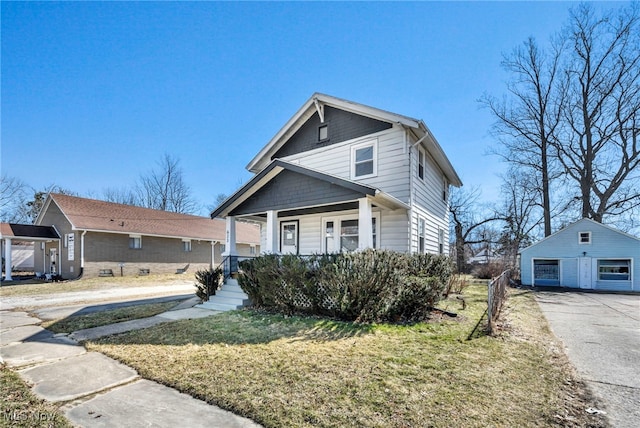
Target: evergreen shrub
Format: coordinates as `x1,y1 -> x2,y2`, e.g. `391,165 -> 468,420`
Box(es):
238,250 -> 454,323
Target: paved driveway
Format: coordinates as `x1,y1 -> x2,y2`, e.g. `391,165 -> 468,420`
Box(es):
535,291 -> 640,428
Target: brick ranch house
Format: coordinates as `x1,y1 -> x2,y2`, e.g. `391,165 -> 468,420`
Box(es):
29,193 -> 260,279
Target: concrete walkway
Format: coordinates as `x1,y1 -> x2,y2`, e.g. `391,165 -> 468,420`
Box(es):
0,297 -> 262,428
535,291 -> 640,428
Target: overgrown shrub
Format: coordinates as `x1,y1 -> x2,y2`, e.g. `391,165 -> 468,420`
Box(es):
194,267 -> 223,301
472,261 -> 507,279
238,250 -> 454,323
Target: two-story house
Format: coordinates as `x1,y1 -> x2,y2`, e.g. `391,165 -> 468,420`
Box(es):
211,93 -> 462,261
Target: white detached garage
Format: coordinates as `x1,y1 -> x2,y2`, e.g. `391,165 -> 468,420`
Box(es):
520,218 -> 639,292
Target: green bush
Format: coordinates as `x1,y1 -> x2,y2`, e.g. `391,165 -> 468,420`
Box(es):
194,267 -> 223,301
238,250 -> 453,323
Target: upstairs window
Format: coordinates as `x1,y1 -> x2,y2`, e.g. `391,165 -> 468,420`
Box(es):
318,124 -> 329,142
442,177 -> 449,202
579,231 -> 591,244
418,149 -> 425,180
182,240 -> 192,252
351,140 -> 377,179
129,236 -> 142,249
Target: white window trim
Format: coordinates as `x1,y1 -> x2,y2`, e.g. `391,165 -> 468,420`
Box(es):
532,258 -> 562,284
322,212 -> 380,253
182,239 -> 192,252
578,231 -> 591,245
418,218 -> 426,254
418,148 -> 425,180
350,139 -> 378,180
129,235 -> 142,249
438,227 -> 445,255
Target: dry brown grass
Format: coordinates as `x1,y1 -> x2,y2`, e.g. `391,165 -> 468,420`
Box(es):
87,285 -> 607,428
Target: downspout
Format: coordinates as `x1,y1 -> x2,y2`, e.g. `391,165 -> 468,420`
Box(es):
407,129 -> 415,254
72,230 -> 87,280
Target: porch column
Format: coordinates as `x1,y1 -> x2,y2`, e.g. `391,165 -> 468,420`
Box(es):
223,216 -> 237,256
358,198 -> 373,250
3,238 -> 12,281
265,210 -> 279,254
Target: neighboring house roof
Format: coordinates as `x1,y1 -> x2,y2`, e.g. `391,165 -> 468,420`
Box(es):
520,218 -> 640,253
211,159 -> 409,218
0,223 -> 60,241
246,92 -> 463,187
37,193 -> 260,245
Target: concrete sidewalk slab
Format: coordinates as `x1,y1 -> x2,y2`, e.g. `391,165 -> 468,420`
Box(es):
70,316 -> 166,342
157,307 -> 219,320
0,325 -> 53,346
64,379 -> 262,428
0,311 -> 40,329
0,336 -> 85,367
19,352 -> 138,402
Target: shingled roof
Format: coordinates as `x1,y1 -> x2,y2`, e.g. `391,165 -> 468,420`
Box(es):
39,193 -> 259,244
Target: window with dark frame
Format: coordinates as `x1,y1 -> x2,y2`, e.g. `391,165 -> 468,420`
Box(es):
418,149 -> 425,180
579,232 -> 591,244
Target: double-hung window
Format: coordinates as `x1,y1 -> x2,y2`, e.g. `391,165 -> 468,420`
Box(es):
418,218 -> 426,253
129,235 -> 142,249
351,140 -> 377,179
324,215 -> 378,253
418,149 -> 425,180
182,240 -> 192,252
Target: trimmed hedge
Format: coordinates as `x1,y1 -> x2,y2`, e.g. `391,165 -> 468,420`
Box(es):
238,250 -> 453,323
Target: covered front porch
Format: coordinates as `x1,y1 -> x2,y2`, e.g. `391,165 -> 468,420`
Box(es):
0,223 -> 61,282
211,160 -> 409,266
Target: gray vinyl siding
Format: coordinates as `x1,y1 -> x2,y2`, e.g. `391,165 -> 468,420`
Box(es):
229,169 -> 367,216
520,219 -> 639,291
272,106 -> 392,159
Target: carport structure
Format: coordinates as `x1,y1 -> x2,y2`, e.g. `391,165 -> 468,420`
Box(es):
0,223 -> 60,281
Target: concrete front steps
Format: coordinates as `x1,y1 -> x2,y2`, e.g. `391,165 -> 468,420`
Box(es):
196,279 -> 250,312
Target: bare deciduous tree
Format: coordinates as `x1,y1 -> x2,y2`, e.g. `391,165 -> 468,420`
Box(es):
481,36 -> 565,237
0,174 -> 30,223
449,187 -> 505,273
136,153 -> 197,214
558,2 -> 640,224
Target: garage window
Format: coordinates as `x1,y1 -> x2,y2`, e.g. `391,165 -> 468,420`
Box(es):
534,259 -> 560,285
598,259 -> 630,281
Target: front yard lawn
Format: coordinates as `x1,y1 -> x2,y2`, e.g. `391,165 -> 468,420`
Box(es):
86,285 -> 606,427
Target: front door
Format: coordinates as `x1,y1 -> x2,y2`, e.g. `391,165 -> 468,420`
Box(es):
579,257 -> 592,289
280,221 -> 298,254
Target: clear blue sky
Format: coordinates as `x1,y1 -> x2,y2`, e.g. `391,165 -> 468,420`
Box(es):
1,1 -> 621,215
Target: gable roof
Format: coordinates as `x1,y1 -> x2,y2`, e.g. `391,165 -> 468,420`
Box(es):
520,218 -> 640,253
246,93 -> 463,187
211,159 -> 409,218
37,193 -> 259,244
